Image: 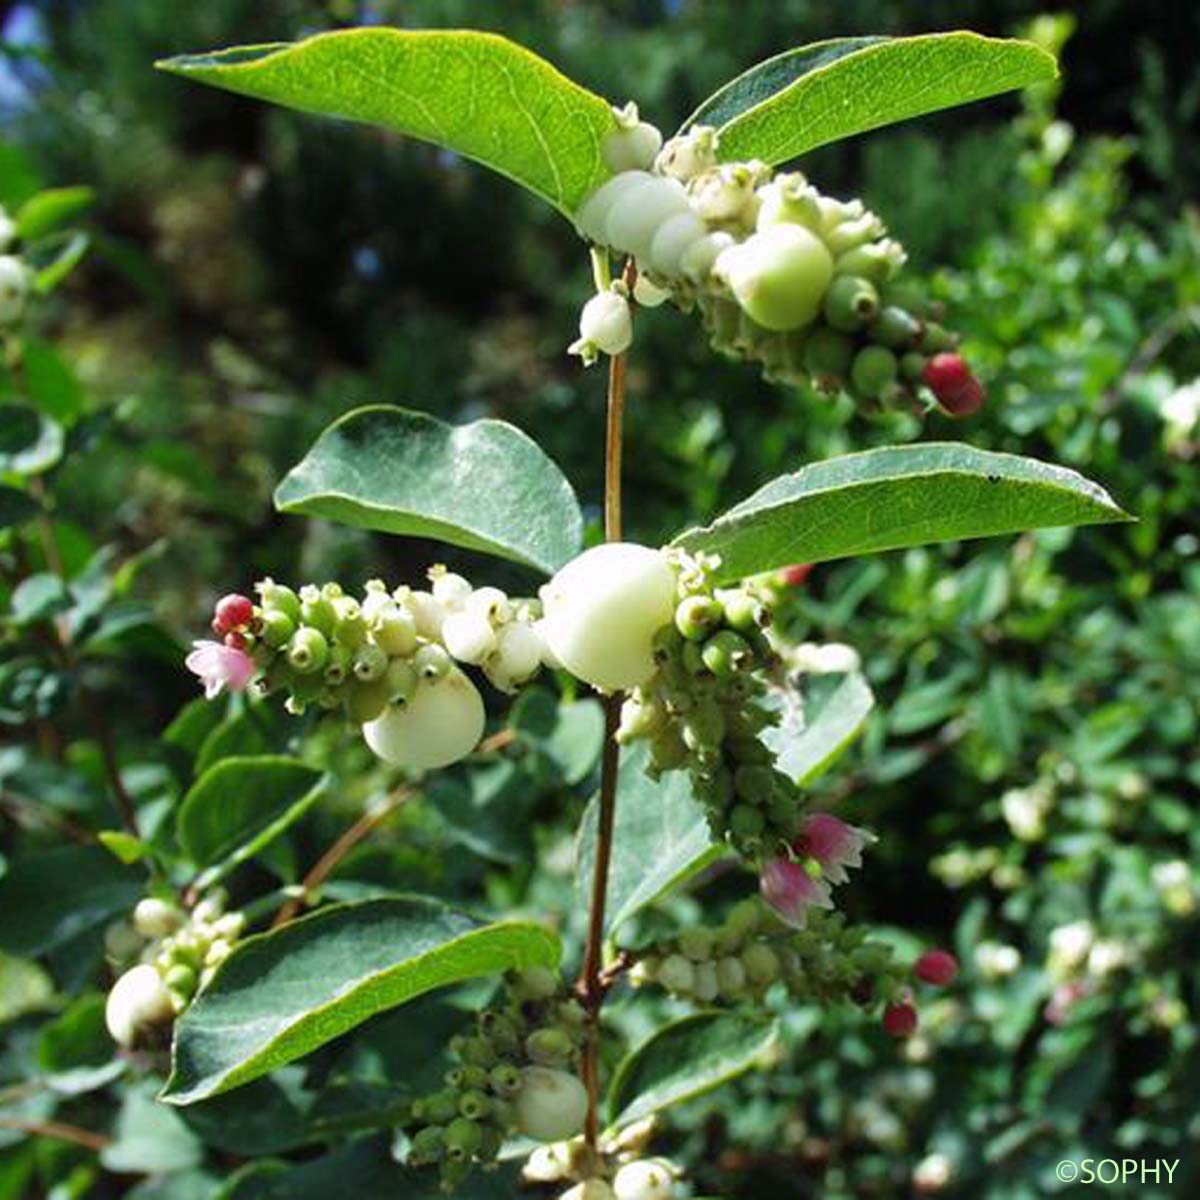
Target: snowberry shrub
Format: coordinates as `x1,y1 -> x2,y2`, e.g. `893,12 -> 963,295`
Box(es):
0,24 -> 1131,1199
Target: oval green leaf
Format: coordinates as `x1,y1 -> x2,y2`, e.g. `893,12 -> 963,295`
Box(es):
274,405 -> 583,574
673,444 -> 1129,583
162,898 -> 560,1104
607,1011 -> 779,1128
685,32 -> 1057,164
176,756 -> 327,873
15,186 -> 96,241
156,29 -> 618,216
576,743 -> 723,937
763,670 -> 875,784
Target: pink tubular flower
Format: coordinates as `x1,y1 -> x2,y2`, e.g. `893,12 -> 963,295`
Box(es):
760,858 -> 834,928
797,812 -> 874,885
186,639 -> 255,699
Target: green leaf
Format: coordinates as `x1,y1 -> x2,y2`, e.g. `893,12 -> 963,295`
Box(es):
15,187 -> 96,241
673,444 -> 1129,583
162,898 -> 560,1104
0,846 -> 141,958
20,338 -> 86,423
101,1081 -> 205,1174
9,574 -> 70,625
0,486 -> 38,530
275,405 -> 583,574
686,33 -> 1057,164
98,830 -> 151,866
0,951 -> 55,1024
763,670 -> 875,783
33,231 -> 90,294
607,1011 -> 779,1128
576,743 -> 722,937
157,29 -> 618,216
176,756 -> 326,873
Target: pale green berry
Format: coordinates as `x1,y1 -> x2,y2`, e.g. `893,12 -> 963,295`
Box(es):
372,603 -> 418,656
413,642 -> 452,680
716,225 -> 834,332
352,643 -> 388,682
133,897 -> 184,940
442,610 -> 498,665
257,579 -> 300,622
561,1182 -> 617,1200
693,961 -> 719,1003
755,173 -> 822,233
526,1027 -> 574,1066
287,626 -> 328,675
679,230 -> 736,284
633,275 -> 671,308
299,588 -> 337,638
657,953 -> 696,994
431,571 -> 472,608
823,274 -> 880,332
466,586 -> 511,624
486,620 -> 545,692
539,543 -> 677,691
825,212 -> 886,255
678,926 -> 715,962
575,169 -> 653,243
716,955 -> 748,997
834,239 -> 906,283
605,175 -> 690,260
614,1158 -> 677,1200
741,942 -> 781,986
603,111 -> 663,173
332,596 -> 368,649
512,964 -> 561,1000
258,607 -> 295,649
385,657 -> 418,703
514,1067 -> 589,1143
674,595 -> 723,641
872,305 -> 921,349
575,290 -> 633,359
646,209 -> 707,278
362,669 -> 485,770
444,1116 -> 483,1159
106,964 -> 174,1047
850,345 -> 899,398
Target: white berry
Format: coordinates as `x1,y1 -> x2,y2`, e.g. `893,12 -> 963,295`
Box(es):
614,1159 -> 677,1200
132,897 -> 184,939
514,1066 -> 589,1143
362,668 -> 485,770
106,964 -> 174,1047
539,543 -> 676,691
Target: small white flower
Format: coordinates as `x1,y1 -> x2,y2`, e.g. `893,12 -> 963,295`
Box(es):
913,1152 -> 953,1192
1087,938 -> 1132,977
1151,860 -> 1190,891
975,941 -> 1021,978
1161,379 -> 1200,437
0,254 -> 29,325
570,289 -> 633,365
1048,920 -> 1094,974
1001,785 -> 1051,842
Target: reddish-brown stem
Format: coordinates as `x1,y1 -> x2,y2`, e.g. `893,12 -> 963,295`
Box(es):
271,787 -> 413,927
0,1114 -> 110,1152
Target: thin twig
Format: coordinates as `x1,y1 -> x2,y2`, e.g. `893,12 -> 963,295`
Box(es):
271,787 -> 413,927
0,1114 -> 110,1152
576,324 -> 632,1151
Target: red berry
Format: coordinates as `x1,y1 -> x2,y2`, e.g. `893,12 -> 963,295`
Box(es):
922,353 -> 985,416
213,593 -> 254,634
780,563 -> 813,587
914,949 -> 959,987
882,1001 -> 918,1037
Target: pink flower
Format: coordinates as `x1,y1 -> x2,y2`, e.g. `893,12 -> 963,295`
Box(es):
1044,980 -> 1088,1026
797,812 -> 874,885
185,639 -> 255,699
760,858 -> 834,928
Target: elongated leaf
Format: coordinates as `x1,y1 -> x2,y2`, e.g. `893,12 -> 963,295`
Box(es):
15,186 -> 95,241
275,405 -> 583,574
674,444 -> 1128,583
157,29 -> 618,216
163,898 -> 560,1103
176,756 -> 326,873
686,32 -> 1056,164
763,670 -> 874,783
607,1011 -> 779,1127
577,743 -> 722,937
0,846 -> 140,958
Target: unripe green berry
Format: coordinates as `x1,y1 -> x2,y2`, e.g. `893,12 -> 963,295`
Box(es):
603,116 -> 663,173
693,961 -> 719,1003
287,627 -> 329,675
675,595 -> 723,641
409,1125 -> 445,1163
730,804 -> 766,839
385,657 -> 418,703
682,703 -> 726,752
258,608 -> 295,649
459,1036 -> 498,1068
618,695 -> 665,741
649,728 -> 689,771
352,643 -> 388,682
444,1116 -> 482,1159
716,224 -> 834,333
373,604 -> 418,656
741,942 -> 782,986
701,630 -> 754,678
513,1067 -> 588,1143
872,305 -> 921,349
716,955 -> 748,997
458,1090 -> 492,1120
332,597 -> 368,649
850,345 -> 899,399
413,643 -> 452,680
299,589 -> 337,638
606,175 -> 689,260
512,965 -> 560,1001
901,351 -> 928,381
164,963 -> 198,998
526,1027 -> 574,1066
657,953 -> 696,994
575,171 -> 653,244
423,1089 -> 459,1123
823,274 -> 879,332
718,588 -> 764,633
679,230 -> 736,285
257,580 -> 300,622
920,322 -> 956,352
834,240 -> 906,283
489,1064 -> 523,1096
678,926 -> 715,962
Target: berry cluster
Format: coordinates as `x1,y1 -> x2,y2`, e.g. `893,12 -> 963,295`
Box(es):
401,967 -> 589,1191
632,900 -> 959,1039
0,206 -> 33,329
572,112 -> 984,416
188,568 -> 555,771
104,894 -> 244,1048
615,550 -> 809,860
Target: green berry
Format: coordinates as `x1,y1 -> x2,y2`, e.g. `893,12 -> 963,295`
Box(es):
717,955 -> 748,997
298,589 -> 337,638
413,643 -> 451,680
258,580 -> 300,622
352,643 -> 388,683
489,1064 -> 523,1096
850,345 -> 899,399
717,225 -> 834,333
823,274 -> 879,332
526,1028 -> 574,1066
920,322 -> 956,352
901,351 -> 928,381
459,1037 -> 498,1068
657,953 -> 696,994
458,1090 -> 492,1121
423,1089 -> 459,1123
332,597 -> 368,649
741,942 -> 782,986
373,605 -> 418,656
678,926 -> 715,962
719,588 -> 764,633
385,657 -> 418,703
730,804 -> 766,839
872,305 -> 921,349
512,966 -> 559,1001
345,678 -> 389,724
701,630 -> 754,679
675,595 -> 723,641
444,1117 -> 482,1159
164,963 -> 198,998
649,728 -> 689,771
287,626 -> 328,675
682,702 -> 726,751
258,608 -> 295,649
409,1125 -> 446,1163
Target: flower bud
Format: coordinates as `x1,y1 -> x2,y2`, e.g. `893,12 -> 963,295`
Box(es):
514,1067 -> 589,1143
362,669 -> 485,769
613,1158 -> 677,1200
106,964 -> 174,1047
654,126 -> 718,182
442,610 -> 498,665
539,543 -> 676,691
923,353 -> 984,416
133,897 -> 184,940
716,225 -> 833,332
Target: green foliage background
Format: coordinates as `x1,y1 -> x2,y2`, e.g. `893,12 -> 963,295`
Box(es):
1,2 -> 1198,1197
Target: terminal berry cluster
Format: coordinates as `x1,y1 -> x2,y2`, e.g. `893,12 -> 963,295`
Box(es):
571,109 -> 984,416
